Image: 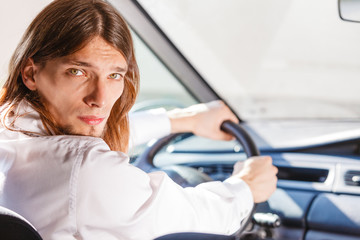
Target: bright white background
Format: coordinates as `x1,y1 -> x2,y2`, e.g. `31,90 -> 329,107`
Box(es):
0,0 -> 52,85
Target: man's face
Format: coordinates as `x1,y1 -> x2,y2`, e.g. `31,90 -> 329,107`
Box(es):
31,36 -> 128,137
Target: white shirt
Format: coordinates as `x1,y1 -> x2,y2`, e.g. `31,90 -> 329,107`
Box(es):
0,101 -> 253,240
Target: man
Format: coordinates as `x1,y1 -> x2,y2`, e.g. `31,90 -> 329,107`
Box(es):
0,0 -> 277,239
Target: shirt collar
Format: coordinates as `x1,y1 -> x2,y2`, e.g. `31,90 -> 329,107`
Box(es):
1,100 -> 49,136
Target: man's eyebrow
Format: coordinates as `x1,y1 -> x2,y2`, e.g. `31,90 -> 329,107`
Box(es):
63,59 -> 128,72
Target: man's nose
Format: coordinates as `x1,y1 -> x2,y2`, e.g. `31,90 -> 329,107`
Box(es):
83,78 -> 107,108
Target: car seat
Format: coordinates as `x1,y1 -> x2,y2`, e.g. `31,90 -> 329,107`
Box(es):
0,206 -> 43,240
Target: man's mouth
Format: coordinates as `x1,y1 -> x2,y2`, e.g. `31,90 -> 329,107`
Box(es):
78,116 -> 105,125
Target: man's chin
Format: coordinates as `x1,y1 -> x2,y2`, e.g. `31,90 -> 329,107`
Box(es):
60,125 -> 105,138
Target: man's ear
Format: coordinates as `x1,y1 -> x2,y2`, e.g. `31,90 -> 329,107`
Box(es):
21,58 -> 37,91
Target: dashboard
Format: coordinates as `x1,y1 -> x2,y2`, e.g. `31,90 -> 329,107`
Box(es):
153,132 -> 360,240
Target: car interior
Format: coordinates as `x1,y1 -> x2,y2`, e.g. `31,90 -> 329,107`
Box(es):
1,0 -> 360,240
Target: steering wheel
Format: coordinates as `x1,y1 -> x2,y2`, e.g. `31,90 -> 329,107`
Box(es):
133,120 -> 260,237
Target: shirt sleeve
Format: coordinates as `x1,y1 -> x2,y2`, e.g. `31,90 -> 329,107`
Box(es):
74,141 -> 254,240
128,109 -> 171,150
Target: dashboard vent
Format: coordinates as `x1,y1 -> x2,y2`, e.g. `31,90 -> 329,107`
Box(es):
344,171 -> 360,186
277,166 -> 328,183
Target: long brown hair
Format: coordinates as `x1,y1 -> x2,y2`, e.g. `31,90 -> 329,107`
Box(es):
0,0 -> 139,152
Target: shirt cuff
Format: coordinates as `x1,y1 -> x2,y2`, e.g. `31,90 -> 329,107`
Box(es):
129,108 -> 171,149
223,177 -> 254,219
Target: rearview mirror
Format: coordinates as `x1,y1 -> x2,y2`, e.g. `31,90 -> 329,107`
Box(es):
339,0 -> 360,22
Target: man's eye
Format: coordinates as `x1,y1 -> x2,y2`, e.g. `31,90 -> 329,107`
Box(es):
109,73 -> 122,80
69,69 -> 84,76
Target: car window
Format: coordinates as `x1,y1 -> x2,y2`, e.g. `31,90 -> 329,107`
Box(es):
131,31 -> 197,112
129,31 -> 199,158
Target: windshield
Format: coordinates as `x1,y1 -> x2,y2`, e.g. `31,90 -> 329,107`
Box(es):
138,0 -> 360,120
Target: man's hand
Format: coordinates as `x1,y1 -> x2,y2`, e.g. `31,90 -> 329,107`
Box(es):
167,100 -> 238,140
168,101 -> 277,202
232,156 -> 278,203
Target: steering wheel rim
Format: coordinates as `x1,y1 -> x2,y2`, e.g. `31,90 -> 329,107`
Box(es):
133,120 -> 260,236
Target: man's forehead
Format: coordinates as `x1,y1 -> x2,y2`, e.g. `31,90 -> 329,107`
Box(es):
59,37 -> 128,71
